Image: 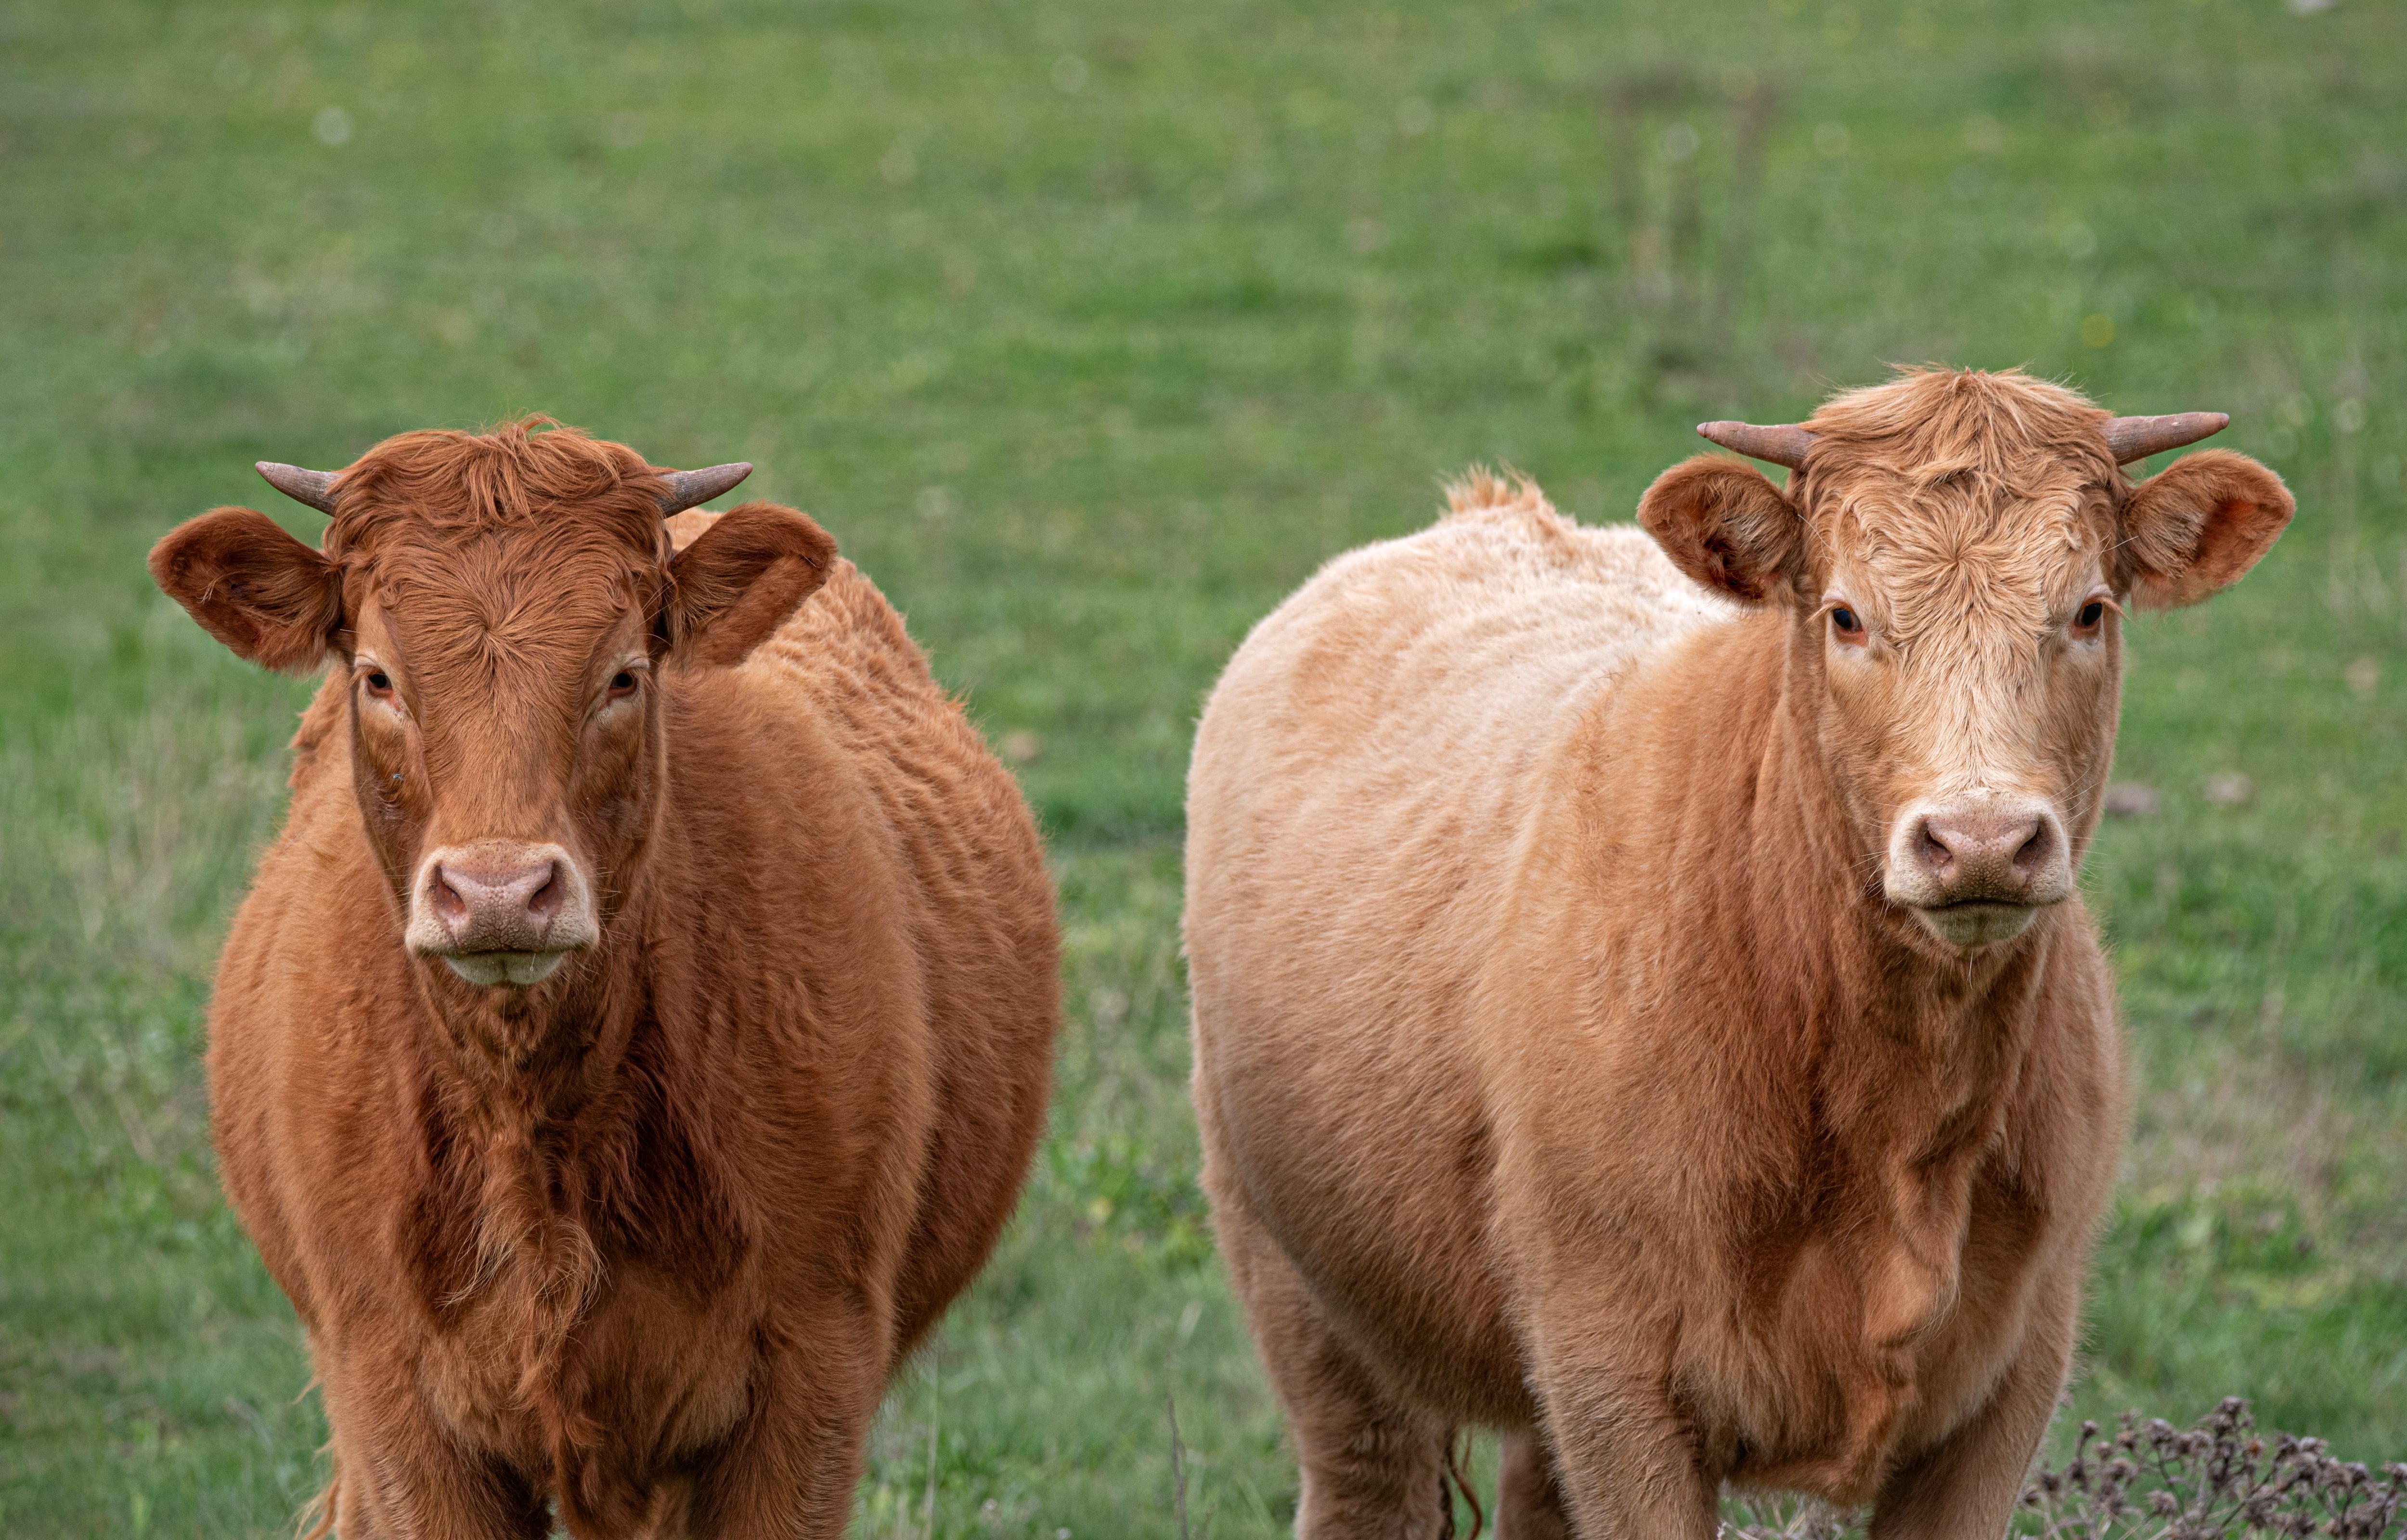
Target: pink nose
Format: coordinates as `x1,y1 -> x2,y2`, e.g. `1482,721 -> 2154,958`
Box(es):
1909,806 -> 2058,904
426,857 -> 565,952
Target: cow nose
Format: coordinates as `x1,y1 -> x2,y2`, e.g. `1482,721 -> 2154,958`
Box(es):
1910,806 -> 2055,903
427,857 -> 564,950
403,841 -> 597,983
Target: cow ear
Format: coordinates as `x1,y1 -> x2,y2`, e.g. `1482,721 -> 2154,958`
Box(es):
666,502 -> 838,667
2120,449 -> 2294,611
1637,455 -> 1803,605
149,507 -> 344,673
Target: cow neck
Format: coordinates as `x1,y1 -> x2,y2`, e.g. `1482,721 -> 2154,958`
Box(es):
1675,610 -> 2058,1336
1727,606 -> 2057,1087
400,864 -> 658,1444
398,911 -> 648,1515
411,865 -> 656,1136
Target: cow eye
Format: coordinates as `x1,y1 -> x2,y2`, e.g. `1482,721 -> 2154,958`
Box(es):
364,670 -> 393,696
1830,606 -> 1864,639
2075,600 -> 2105,630
607,669 -> 639,699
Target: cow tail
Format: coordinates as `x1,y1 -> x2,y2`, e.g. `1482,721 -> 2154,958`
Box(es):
294,1473 -> 338,1540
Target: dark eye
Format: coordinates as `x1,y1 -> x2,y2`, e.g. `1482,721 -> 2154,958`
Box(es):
608,670 -> 638,698
365,670 -> 393,695
2075,601 -> 2105,629
1830,606 -> 1863,636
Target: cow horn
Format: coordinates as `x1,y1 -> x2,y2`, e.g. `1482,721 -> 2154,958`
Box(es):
2102,412 -> 2228,464
256,462 -> 341,514
1696,421 -> 1817,469
657,462 -> 752,515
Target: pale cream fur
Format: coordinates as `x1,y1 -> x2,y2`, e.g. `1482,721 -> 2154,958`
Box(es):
1185,377 -> 2291,1540
1188,475 -> 2096,1540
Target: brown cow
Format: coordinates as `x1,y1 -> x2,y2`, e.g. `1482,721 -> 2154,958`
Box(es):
147,420 -> 1058,1538
1183,369 -> 2292,1538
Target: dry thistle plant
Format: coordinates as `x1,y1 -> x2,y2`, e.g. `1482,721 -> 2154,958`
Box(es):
1717,1400 -> 2406,1540
2020,1400 -> 2406,1540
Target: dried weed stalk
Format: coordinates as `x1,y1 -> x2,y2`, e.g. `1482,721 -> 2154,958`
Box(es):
1719,1399 -> 2406,1540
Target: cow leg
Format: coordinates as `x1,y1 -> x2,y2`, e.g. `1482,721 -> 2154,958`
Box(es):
683,1305 -> 889,1540
1521,1286 -> 1719,1540
1214,1192 -> 1452,1540
317,1362 -> 551,1539
325,1459 -> 549,1540
1866,1279 -> 2075,1540
1493,1432 -> 1573,1540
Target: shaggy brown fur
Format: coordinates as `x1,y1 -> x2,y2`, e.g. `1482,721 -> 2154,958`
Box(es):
1184,370 -> 2291,1538
150,421 -> 1059,1538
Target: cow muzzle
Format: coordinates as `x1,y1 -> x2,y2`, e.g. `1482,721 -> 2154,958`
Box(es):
1883,796 -> 2072,950
403,841 -> 598,987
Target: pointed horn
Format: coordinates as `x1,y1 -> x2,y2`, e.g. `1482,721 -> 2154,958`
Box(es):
2103,412 -> 2228,464
657,462 -> 752,515
1696,422 -> 1817,470
256,462 -> 340,514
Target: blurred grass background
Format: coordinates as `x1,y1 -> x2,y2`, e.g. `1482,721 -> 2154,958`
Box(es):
1,0 -> 2402,1532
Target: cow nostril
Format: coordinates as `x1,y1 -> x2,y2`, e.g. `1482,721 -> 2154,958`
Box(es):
2012,820 -> 2051,876
430,869 -> 469,927
1917,821 -> 1953,873
526,865 -> 564,924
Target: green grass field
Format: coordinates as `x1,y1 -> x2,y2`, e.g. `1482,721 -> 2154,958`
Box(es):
2,0 -> 2403,1532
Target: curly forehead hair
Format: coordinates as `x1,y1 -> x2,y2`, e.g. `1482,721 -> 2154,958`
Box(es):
322,418 -> 673,570
1800,367 -> 2124,493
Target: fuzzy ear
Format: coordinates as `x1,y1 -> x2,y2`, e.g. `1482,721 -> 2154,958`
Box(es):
1637,455 -> 1803,604
149,507 -> 344,673
667,502 -> 838,667
663,508 -> 723,553
2119,449 -> 2294,610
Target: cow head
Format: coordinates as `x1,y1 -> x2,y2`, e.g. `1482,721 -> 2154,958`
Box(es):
1640,369 -> 2291,956
150,420 -> 835,1001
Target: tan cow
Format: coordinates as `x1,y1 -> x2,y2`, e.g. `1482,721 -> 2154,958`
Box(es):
1184,369 -> 2292,1538
148,421 -> 1058,1538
